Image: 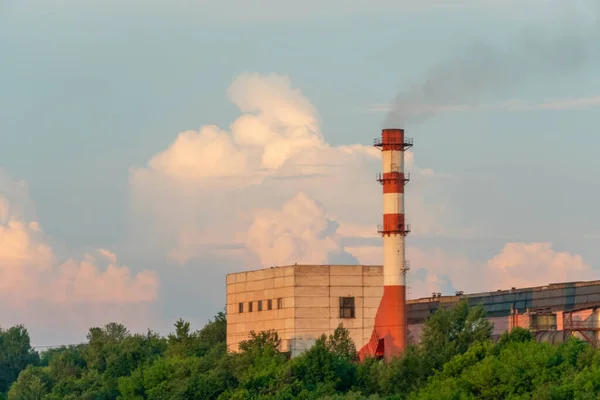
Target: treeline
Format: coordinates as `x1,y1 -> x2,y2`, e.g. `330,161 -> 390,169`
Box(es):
3,302 -> 600,399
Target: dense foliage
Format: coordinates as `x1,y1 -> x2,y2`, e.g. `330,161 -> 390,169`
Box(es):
3,302 -> 600,399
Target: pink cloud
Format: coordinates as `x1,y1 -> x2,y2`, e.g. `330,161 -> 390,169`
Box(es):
487,242 -> 595,290
346,242 -> 594,298
53,256 -> 158,304
0,214 -> 158,306
0,170 -> 159,340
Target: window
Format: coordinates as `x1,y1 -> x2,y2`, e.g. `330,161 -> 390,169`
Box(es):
248,301 -> 253,312
339,297 -> 355,319
238,302 -> 244,313
267,299 -> 273,310
277,298 -> 283,309
258,300 -> 263,311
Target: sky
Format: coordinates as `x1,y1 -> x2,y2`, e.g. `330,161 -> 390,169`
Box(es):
1,0 -> 599,346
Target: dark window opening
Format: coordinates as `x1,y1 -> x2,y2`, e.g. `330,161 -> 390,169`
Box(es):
238,302 -> 244,313
339,297 -> 355,319
277,298 -> 283,309
248,302 -> 253,312
267,299 -> 273,310
258,300 -> 263,311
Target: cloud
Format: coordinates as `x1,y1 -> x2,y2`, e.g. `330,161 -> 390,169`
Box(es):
346,241 -> 595,298
245,192 -> 356,267
338,223 -> 380,240
0,214 -> 158,306
130,73 -> 454,269
133,73 -> 326,184
52,254 -> 158,304
98,248 -> 117,264
368,95 -> 600,116
0,169 -> 36,221
486,242 -> 595,290
409,268 -> 456,298
145,127 -> 250,181
166,229 -> 246,266
0,169 -> 159,341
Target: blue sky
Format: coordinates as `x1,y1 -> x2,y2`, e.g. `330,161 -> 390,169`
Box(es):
1,0 -> 599,345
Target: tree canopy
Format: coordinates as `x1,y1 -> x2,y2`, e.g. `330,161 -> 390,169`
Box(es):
2,301 -> 600,399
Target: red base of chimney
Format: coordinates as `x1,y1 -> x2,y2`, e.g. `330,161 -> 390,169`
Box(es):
358,285 -> 407,361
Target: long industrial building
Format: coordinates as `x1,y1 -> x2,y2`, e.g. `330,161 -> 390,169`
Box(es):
226,264 -> 600,357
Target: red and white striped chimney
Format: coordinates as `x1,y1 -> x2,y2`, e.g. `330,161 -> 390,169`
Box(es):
359,128 -> 412,361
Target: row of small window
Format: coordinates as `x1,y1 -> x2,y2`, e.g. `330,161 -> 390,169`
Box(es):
239,298 -> 283,313
238,296 -> 357,318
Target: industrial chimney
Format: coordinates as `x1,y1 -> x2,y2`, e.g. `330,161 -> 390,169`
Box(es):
359,128 -> 412,362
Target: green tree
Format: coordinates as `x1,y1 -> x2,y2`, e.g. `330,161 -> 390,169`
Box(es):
11,303 -> 600,399
413,335 -> 593,399
196,312 -> 226,355
238,330 -> 281,354
190,343 -> 235,399
379,345 -> 426,397
85,323 -> 131,373
354,356 -> 383,396
379,300 -> 492,398
118,313 -> 231,400
6,365 -> 50,400
278,335 -> 357,398
39,345 -> 87,398
490,326 -> 534,356
0,326 -> 40,394
221,330 -> 285,399
166,313 -> 227,358
166,319 -> 194,358
326,325 -> 358,362
420,300 -> 492,371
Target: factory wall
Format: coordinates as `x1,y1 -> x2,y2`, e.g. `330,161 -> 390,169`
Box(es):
226,265 -> 384,356
226,265 -> 296,353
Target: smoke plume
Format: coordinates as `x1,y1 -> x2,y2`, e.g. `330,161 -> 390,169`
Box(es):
385,2 -> 600,127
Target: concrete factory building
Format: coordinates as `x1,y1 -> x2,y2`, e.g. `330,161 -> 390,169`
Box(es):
226,264 -> 384,357
226,264 -> 600,357
226,128 -> 600,358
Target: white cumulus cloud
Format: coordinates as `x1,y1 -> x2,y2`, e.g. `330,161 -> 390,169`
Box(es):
245,192 -> 354,267
129,73 -> 451,269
